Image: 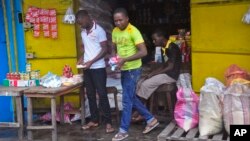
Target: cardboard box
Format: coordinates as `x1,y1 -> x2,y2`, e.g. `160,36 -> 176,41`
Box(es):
2,79 -> 40,87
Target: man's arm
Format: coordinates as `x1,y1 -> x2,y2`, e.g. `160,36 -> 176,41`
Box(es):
117,42 -> 147,69
146,61 -> 174,78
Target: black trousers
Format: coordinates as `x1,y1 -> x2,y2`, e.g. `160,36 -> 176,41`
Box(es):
83,68 -> 112,124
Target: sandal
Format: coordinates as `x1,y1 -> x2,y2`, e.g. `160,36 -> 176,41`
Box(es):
112,132 -> 129,141
106,124 -> 115,133
142,118 -> 159,134
81,122 -> 99,130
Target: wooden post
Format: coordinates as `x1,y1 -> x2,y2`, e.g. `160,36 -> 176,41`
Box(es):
80,86 -> 85,125
27,97 -> 33,140
60,96 -> 64,124
51,98 -> 57,141
16,96 -> 23,141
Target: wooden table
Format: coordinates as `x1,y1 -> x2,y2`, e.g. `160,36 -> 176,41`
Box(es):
23,82 -> 84,141
0,86 -> 28,141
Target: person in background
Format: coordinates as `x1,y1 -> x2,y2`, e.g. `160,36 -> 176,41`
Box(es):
136,29 -> 182,102
75,10 -> 114,133
111,8 -> 159,141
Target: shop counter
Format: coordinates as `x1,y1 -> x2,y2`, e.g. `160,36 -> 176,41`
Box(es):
0,86 -> 28,140
23,82 -> 84,141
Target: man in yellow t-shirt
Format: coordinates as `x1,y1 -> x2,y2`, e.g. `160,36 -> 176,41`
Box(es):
111,8 -> 159,141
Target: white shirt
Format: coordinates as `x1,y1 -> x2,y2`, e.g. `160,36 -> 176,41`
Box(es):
81,22 -> 107,69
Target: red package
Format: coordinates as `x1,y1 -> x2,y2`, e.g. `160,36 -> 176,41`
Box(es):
42,24 -> 49,31
33,24 -> 40,31
50,24 -> 57,31
49,16 -> 57,24
39,9 -> 44,16
52,32 -> 58,39
25,13 -> 31,22
35,17 -> 40,24
32,10 -> 39,18
40,16 -> 49,24
29,17 -> 36,24
33,30 -> 40,37
49,9 -> 56,16
43,30 -> 50,37
43,9 -> 49,16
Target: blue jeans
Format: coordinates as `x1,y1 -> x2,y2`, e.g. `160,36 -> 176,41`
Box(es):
120,68 -> 154,132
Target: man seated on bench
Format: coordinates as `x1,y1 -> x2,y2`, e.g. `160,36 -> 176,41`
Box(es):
133,29 -> 182,122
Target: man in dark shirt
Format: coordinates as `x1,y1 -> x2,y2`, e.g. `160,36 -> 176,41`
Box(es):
137,29 -> 181,100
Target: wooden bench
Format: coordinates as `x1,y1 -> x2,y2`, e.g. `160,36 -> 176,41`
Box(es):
149,83 -> 177,121
158,120 -> 229,141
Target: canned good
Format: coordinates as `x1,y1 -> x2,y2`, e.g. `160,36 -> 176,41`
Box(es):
24,72 -> 30,80
20,72 -> 24,80
26,63 -> 31,72
7,73 -> 11,79
35,70 -> 40,79
30,71 -> 36,79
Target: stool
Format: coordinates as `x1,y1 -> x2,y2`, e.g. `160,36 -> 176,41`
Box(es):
105,86 -> 120,123
149,83 -> 177,121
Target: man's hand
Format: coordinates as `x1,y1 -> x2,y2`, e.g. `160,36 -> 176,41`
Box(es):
116,58 -> 126,70
82,61 -> 93,69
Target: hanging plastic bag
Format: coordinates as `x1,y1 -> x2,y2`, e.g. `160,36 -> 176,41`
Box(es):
63,6 -> 75,24
242,7 -> 250,24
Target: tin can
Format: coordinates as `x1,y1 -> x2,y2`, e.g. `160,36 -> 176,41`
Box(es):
35,70 -> 40,79
20,72 -> 24,80
26,63 -> 31,72
30,71 -> 36,79
7,73 -> 11,79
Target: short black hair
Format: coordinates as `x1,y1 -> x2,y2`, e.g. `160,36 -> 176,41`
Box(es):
75,10 -> 89,19
152,29 -> 168,38
113,8 -> 128,17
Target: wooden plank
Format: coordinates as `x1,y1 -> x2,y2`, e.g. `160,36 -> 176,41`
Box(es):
0,122 -> 19,127
170,127 -> 185,140
186,128 -> 199,139
199,135 -> 208,141
212,133 -> 223,141
27,125 -> 53,130
157,121 -> 176,141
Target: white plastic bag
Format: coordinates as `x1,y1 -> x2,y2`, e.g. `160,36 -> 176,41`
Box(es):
63,6 -> 75,24
242,7 -> 250,24
223,83 -> 250,134
199,77 -> 225,136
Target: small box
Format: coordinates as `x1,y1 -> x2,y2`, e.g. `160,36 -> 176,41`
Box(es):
3,79 -> 10,86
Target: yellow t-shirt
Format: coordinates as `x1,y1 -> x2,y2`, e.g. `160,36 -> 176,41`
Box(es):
112,23 -> 144,70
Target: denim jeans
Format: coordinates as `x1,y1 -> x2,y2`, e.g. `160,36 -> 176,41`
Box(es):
120,68 -> 154,132
84,68 -> 112,124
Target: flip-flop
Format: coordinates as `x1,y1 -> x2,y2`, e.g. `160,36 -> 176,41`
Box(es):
112,132 -> 129,141
142,118 -> 159,134
81,122 -> 99,130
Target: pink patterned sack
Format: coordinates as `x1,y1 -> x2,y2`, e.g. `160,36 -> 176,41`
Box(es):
174,87 -> 199,131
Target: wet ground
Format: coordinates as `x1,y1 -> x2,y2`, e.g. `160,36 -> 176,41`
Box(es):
0,117 -> 171,141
